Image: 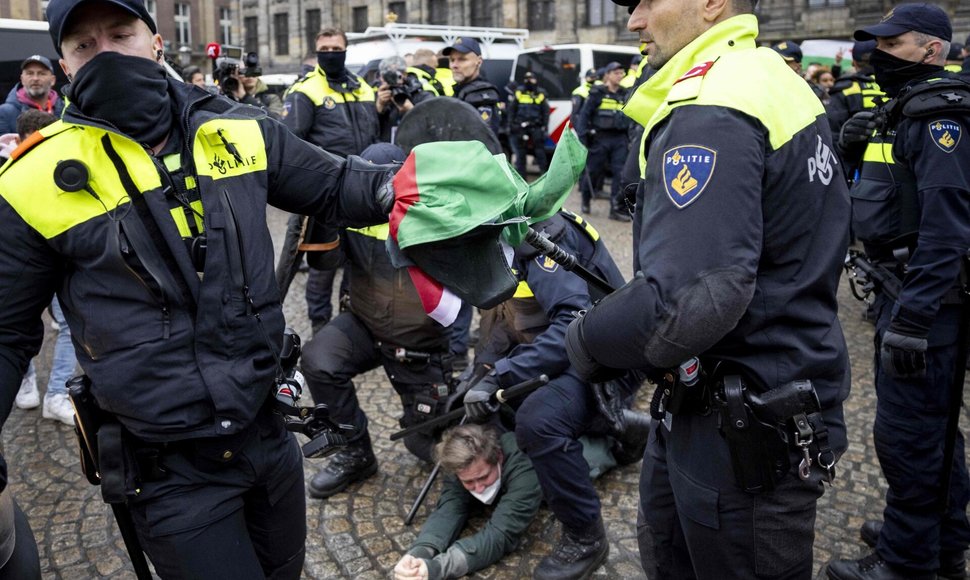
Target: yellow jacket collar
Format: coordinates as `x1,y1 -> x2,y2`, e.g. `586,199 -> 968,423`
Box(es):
624,14 -> 758,128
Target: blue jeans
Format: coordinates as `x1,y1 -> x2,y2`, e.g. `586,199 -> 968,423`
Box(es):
46,298 -> 77,397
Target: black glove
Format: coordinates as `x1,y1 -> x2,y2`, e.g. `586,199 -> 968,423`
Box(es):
838,111 -> 878,152
565,312 -> 625,383
880,323 -> 928,379
463,370 -> 501,421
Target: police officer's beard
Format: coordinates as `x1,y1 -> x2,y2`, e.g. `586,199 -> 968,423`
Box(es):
65,51 -> 172,148
869,48 -> 943,98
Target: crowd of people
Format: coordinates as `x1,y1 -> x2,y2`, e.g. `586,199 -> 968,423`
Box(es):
0,0 -> 969,579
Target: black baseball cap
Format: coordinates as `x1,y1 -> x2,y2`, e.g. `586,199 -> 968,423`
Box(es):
21,55 -> 54,73
771,40 -> 803,63
851,40 -> 877,62
442,37 -> 482,57
854,3 -> 952,42
603,61 -> 624,73
47,0 -> 158,55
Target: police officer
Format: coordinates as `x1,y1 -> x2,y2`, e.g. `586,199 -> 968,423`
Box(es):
283,27 -> 381,334
826,5 -> 970,579
565,0 -> 851,577
463,211 -> 646,580
0,0 -> 395,576
570,68 -> 599,133
301,143 -> 456,499
508,72 -> 550,176
445,37 -> 503,138
577,61 -> 631,221
826,40 -> 885,184
771,40 -> 804,75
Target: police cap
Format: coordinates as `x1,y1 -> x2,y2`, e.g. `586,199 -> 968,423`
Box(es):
523,71 -> 537,80
47,0 -> 157,55
442,37 -> 482,57
603,61 -> 624,74
851,40 -> 877,62
854,3 -> 952,42
771,40 -> 803,63
948,42 -> 963,61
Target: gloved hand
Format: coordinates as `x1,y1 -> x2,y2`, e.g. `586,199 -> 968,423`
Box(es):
880,322 -> 928,379
565,312 -> 626,383
376,177 -> 396,214
463,370 -> 501,421
838,111 -> 878,152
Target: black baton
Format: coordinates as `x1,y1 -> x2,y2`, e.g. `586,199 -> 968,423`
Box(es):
525,228 -> 615,295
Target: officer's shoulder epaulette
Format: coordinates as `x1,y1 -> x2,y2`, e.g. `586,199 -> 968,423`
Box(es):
899,78 -> 970,118
0,120 -> 73,175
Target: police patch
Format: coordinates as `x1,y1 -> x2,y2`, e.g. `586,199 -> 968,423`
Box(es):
323,96 -> 336,110
929,119 -> 961,153
662,145 -> 716,209
535,255 -> 559,273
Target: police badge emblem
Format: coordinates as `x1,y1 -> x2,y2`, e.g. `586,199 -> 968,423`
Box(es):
929,120 -> 961,153
323,97 -> 336,110
662,145 -> 717,209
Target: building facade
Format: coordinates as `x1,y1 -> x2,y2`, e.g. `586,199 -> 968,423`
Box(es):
2,1 -> 968,73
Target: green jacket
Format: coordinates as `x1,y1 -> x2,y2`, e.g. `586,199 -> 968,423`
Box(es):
408,432 -> 540,579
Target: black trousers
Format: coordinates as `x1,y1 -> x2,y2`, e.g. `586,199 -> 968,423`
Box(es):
128,409 -> 306,580
301,312 -> 452,462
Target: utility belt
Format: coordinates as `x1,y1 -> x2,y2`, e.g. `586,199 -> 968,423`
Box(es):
374,342 -> 462,433
650,363 -> 836,493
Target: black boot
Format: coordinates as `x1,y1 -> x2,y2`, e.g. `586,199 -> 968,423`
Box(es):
860,520 -> 967,579
612,409 -> 652,466
307,436 -> 377,499
826,552 -> 935,580
534,519 -> 609,580
608,209 -> 631,222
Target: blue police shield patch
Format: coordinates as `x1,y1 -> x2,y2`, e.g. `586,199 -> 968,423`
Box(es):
929,120 -> 961,153
662,146 -> 717,209
535,254 -> 559,273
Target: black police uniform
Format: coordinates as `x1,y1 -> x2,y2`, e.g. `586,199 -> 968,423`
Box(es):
283,67 -> 381,330
0,79 -> 392,577
508,82 -> 550,176
826,71 -> 885,182
569,15 -> 850,578
454,77 -> 503,138
475,212 -> 635,542
847,73 -> 970,575
576,83 -> 630,216
301,221 -> 453,476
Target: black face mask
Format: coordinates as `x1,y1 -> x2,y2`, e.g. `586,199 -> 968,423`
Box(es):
317,51 -> 347,79
869,48 -> 943,97
66,51 -> 171,148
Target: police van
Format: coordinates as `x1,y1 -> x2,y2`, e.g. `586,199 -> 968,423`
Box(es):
511,43 -> 641,151
0,19 -> 65,98
345,22 -> 528,89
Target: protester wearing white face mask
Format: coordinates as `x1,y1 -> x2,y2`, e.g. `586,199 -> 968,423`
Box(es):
393,425 -> 541,580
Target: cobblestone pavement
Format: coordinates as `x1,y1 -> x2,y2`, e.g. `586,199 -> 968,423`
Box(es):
4,188 -> 968,579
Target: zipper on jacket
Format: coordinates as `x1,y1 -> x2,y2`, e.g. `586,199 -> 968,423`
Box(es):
119,225 -> 172,339
220,188 -> 255,316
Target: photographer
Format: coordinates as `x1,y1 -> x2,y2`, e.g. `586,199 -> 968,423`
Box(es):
239,52 -> 283,120
375,56 -> 432,143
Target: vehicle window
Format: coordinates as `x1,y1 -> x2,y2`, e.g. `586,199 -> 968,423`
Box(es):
514,48 -> 581,100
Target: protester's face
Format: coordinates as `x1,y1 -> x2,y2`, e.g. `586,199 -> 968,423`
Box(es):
315,34 -> 347,53
456,456 -> 500,494
20,63 -> 55,99
59,1 -> 162,79
629,0 -> 704,70
818,72 -> 835,89
189,72 -> 206,88
450,51 -> 481,83
876,32 -> 932,64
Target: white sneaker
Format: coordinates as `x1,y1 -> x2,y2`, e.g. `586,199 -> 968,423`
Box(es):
43,393 -> 75,426
15,373 -> 39,409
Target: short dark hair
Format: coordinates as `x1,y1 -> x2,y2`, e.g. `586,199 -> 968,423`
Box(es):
181,65 -> 201,82
16,109 -> 56,141
733,0 -> 757,14
316,27 -> 347,48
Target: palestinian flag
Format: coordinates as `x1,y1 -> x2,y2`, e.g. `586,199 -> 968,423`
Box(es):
388,130 -> 587,324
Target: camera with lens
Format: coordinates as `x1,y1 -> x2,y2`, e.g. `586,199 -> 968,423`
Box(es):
207,43 -> 244,96
379,56 -> 420,107
242,52 -> 261,77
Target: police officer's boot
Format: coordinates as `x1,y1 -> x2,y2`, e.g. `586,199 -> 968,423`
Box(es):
307,434 -> 378,499
533,518 -> 609,580
859,520 -> 967,579
825,553 -> 935,580
608,203 -> 631,223
611,409 -> 652,466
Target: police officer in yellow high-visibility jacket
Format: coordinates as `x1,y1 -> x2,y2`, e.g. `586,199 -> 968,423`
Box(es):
0,0 -> 395,577
283,27 -> 381,333
565,0 -> 851,577
576,62 -> 630,221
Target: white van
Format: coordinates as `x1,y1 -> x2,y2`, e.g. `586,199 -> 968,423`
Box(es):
346,22 -> 528,89
511,43 -> 641,150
